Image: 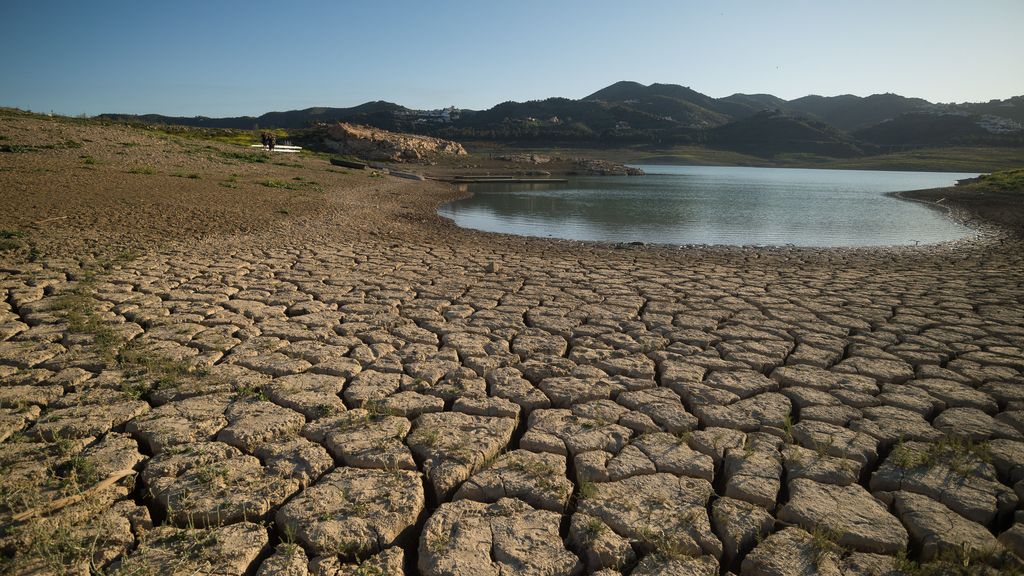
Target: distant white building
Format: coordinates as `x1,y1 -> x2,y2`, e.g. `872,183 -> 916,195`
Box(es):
978,115 -> 1023,134
415,107 -> 459,123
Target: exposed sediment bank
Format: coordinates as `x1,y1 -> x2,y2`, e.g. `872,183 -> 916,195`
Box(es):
895,186 -> 1024,239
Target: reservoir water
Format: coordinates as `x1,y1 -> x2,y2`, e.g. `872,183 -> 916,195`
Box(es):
437,165 -> 979,247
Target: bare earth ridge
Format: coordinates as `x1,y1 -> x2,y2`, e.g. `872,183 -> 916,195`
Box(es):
1,112 -> 1024,574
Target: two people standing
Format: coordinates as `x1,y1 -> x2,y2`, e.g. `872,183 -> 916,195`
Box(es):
260,132 -> 276,151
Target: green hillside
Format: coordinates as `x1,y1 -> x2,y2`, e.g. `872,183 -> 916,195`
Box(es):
96,81 -> 1024,160
708,110 -> 866,157
786,93 -> 932,131
854,112 -> 1023,148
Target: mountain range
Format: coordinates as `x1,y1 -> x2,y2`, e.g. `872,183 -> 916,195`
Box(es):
98,81 -> 1024,157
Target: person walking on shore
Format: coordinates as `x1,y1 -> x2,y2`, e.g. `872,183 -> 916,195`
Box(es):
261,132 -> 269,150
268,134 -> 276,152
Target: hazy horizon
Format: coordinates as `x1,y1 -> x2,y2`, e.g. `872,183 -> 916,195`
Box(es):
3,0 -> 1023,117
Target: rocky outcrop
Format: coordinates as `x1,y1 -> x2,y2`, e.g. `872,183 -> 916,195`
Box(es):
496,153 -> 551,164
324,122 -> 466,162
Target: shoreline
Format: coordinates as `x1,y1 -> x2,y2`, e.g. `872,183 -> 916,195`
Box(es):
894,186 -> 1024,240
887,188 -> 1007,245
459,140 -> 1024,174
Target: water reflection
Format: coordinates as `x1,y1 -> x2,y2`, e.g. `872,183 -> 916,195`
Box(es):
438,166 -> 977,247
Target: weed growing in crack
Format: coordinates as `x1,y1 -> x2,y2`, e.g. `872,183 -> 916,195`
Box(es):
49,253 -> 140,362
351,560 -> 386,576
782,414 -> 795,443
362,399 -> 396,419
427,530 -> 451,555
889,436 -> 992,475
334,539 -> 363,559
315,403 -> 340,418
58,455 -> 99,489
807,525 -> 842,565
507,457 -> 563,494
637,526 -> 691,562
813,435 -> 836,458
576,481 -> 597,501
893,546 -> 1019,576
578,516 -> 606,544
673,429 -> 692,445
233,383 -> 268,402
416,428 -> 442,448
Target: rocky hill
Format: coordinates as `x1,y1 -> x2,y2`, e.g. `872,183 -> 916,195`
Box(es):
99,101 -> 413,131
97,81 -> 1024,158
783,93 -> 934,132
854,112 -> 993,147
708,110 -> 868,157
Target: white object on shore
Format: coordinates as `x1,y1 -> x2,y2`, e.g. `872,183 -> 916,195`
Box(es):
248,144 -> 302,153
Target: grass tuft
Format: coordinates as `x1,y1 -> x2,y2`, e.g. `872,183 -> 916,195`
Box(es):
0,229 -> 25,251
218,150 -> 268,164
889,436 -> 992,475
0,140 -> 82,153
576,481 -> 597,501
260,178 -> 323,192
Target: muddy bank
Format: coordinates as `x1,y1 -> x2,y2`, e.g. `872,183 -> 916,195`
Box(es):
897,185 -> 1024,238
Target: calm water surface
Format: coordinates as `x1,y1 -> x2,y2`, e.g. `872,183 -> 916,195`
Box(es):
438,165 -> 978,247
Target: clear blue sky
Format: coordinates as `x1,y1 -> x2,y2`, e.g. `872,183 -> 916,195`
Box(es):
3,0 -> 1023,117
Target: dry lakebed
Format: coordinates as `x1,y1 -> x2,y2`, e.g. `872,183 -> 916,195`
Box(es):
0,111 -> 1023,575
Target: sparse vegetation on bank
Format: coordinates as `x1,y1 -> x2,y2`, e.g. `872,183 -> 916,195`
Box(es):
901,167 -> 1024,235
974,168 -> 1024,189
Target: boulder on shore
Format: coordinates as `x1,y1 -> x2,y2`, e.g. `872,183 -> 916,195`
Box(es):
324,122 -> 466,162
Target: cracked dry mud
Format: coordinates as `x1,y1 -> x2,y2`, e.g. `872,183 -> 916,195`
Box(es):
2,113 -> 1024,575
